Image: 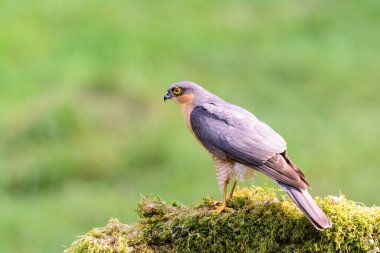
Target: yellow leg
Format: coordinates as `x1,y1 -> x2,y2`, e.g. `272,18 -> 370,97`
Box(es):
227,180 -> 237,201
214,181 -> 233,213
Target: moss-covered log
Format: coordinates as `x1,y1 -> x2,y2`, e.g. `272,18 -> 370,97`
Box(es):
65,186 -> 380,253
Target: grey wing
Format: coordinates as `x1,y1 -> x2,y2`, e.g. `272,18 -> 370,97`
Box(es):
190,103 -> 307,189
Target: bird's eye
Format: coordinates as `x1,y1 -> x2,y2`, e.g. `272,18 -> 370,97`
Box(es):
172,87 -> 183,95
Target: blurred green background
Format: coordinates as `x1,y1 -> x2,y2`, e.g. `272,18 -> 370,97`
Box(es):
1,0 -> 379,252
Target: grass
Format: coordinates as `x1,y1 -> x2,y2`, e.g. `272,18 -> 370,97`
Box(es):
0,0 -> 379,252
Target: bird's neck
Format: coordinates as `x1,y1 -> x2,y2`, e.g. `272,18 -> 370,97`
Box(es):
174,94 -> 195,133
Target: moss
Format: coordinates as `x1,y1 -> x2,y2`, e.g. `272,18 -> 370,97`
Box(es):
64,219 -> 151,253
65,186 -> 380,253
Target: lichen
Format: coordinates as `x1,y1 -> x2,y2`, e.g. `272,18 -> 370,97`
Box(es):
65,186 -> 380,253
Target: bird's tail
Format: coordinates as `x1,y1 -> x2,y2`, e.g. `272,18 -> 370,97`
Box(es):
278,182 -> 332,231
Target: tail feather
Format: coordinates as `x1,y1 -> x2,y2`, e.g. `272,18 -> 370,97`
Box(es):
278,182 -> 332,231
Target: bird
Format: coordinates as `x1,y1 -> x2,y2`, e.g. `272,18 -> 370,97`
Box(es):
163,81 -> 332,231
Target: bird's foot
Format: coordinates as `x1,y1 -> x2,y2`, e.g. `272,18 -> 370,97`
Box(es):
212,200 -> 221,206
212,201 -> 233,213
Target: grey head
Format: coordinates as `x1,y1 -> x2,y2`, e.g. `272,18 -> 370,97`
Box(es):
163,81 -> 222,105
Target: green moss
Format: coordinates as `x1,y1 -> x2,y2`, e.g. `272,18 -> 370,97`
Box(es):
65,186 -> 380,253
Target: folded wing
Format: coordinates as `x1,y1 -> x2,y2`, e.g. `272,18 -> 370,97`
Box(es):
190,103 -> 307,189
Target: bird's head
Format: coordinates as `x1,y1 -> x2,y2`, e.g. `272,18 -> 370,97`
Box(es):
163,81 -> 205,105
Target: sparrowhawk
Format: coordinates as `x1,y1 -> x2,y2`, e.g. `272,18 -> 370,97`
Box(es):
164,81 -> 332,231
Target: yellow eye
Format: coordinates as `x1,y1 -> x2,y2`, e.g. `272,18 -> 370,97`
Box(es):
172,87 -> 183,95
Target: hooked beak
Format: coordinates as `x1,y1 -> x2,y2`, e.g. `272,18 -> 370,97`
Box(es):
163,92 -> 172,101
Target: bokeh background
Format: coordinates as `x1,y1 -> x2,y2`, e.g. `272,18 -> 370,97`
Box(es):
1,0 -> 379,252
